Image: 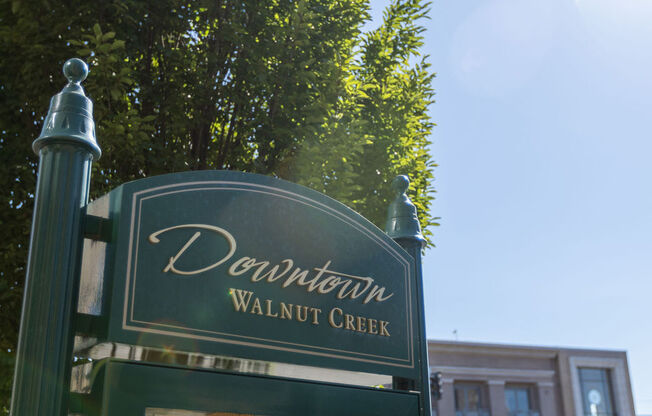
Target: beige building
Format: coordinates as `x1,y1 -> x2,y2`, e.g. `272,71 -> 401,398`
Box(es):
429,340 -> 636,416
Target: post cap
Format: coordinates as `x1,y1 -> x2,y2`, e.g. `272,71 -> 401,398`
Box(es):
62,58 -> 88,87
33,58 -> 101,159
385,175 -> 425,246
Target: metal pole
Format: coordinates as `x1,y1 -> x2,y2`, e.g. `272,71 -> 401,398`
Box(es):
386,175 -> 432,416
10,59 -> 100,416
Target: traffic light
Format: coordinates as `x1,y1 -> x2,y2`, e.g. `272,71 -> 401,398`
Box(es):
430,371 -> 443,401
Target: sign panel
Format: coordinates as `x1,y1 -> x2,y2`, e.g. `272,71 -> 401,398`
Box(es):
95,171 -> 418,376
87,359 -> 420,415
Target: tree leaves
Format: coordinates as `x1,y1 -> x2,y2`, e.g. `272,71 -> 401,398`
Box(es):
0,0 -> 437,411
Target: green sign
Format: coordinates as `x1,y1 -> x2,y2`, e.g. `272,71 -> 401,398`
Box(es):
80,359 -> 419,415
92,170 -> 420,377
13,60 -> 431,416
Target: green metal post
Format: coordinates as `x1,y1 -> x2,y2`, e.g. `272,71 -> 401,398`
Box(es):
10,59 -> 100,416
386,175 -> 432,416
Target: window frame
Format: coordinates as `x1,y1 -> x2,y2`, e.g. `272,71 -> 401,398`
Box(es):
453,381 -> 490,412
504,383 -> 539,415
578,367 -> 617,415
569,357 -> 632,416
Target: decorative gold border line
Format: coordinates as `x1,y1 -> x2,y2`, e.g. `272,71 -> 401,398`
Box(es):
128,184 -> 413,363
122,180 -> 415,368
131,186 -> 413,360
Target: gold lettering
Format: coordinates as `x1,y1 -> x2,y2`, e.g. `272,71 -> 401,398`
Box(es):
310,308 -> 322,325
148,224 -> 236,276
328,308 -> 343,328
379,320 -> 390,337
265,299 -> 278,317
230,288 -> 388,335
228,257 -> 257,276
280,302 -> 293,320
250,261 -> 270,282
265,259 -> 294,282
163,231 -> 201,273
356,316 -> 366,333
337,278 -> 373,300
250,298 -> 263,315
345,314 -> 355,331
149,224 -> 395,304
367,318 -> 378,334
296,305 -> 309,322
363,285 -> 394,304
314,276 -> 346,294
281,268 -> 309,288
307,261 -> 331,291
335,280 -> 352,299
229,288 -> 253,312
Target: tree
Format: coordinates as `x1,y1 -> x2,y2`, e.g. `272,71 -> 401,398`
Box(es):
0,0 -> 436,411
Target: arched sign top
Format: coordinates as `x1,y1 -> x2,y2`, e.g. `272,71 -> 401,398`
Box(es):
89,170 -> 421,378
116,169 -> 410,250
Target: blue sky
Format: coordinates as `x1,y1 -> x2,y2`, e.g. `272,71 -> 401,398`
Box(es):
370,0 -> 652,413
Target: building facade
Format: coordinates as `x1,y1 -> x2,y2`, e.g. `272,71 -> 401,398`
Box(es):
429,340 -> 636,416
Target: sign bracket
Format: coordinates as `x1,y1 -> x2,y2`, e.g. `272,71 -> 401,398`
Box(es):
83,215 -> 113,242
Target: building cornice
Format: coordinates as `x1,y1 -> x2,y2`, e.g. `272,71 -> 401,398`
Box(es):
428,340 -> 627,359
428,343 -> 557,359
430,365 -> 555,381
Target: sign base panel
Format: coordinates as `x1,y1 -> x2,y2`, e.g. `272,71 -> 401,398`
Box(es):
87,359 -> 420,416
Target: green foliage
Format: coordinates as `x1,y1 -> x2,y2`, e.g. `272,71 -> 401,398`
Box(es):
292,0 -> 437,229
0,0 -> 436,411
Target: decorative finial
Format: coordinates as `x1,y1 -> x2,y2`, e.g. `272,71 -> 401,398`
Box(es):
63,58 -> 88,84
392,175 -> 410,196
33,58 -> 101,159
60,58 -> 89,94
385,174 -> 425,246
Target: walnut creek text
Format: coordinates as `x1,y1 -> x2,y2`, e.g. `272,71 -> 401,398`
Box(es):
229,288 -> 391,336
